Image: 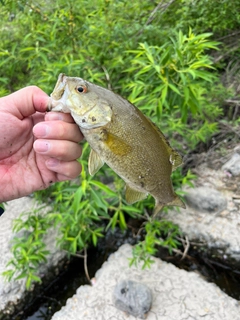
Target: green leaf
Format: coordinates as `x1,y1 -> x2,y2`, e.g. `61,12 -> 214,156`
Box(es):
15,272 -> 28,281
71,186 -> 83,212
119,211 -> 127,230
161,84 -> 168,105
89,180 -> 117,197
168,83 -> 181,95
26,276 -> 32,290
30,274 -> 42,283
120,205 -> 142,213
183,86 -> 189,102
90,189 -> 108,211
92,233 -> 97,246
19,47 -> 35,52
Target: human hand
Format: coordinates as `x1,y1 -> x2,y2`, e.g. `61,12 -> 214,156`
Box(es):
0,86 -> 82,202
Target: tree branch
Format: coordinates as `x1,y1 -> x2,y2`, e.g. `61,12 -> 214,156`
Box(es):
136,0 -> 176,37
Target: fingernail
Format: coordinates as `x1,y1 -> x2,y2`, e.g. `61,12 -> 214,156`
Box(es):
46,158 -> 60,167
33,124 -> 50,138
34,140 -> 50,153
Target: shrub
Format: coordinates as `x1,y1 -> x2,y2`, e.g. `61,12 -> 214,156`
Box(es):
1,0 -> 223,288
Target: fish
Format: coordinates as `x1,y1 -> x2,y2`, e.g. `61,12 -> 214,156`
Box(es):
48,73 -> 186,214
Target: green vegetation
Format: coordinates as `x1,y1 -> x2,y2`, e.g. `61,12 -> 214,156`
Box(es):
2,207 -> 50,289
1,0 -> 239,288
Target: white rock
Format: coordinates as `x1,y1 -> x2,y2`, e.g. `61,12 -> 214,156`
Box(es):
0,197 -> 65,315
184,187 -> 227,213
113,280 -> 152,319
51,244 -> 240,320
222,152 -> 240,176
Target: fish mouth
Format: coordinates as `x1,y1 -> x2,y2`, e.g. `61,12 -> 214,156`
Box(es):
56,73 -> 67,86
47,73 -> 71,112
50,73 -> 67,100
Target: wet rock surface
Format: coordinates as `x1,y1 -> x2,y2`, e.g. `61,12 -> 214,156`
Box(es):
222,146 -> 240,176
167,144 -> 240,262
52,244 -> 240,320
1,144 -> 240,319
0,197 -> 66,319
184,186 -> 227,213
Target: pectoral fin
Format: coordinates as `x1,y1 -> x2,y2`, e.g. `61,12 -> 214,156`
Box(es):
88,149 -> 105,176
101,130 -> 132,156
125,185 -> 148,204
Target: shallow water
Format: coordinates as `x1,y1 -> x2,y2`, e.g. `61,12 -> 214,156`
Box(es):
13,247 -> 105,320
11,229 -> 240,319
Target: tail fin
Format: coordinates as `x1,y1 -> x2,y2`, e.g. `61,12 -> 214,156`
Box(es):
168,195 -> 186,209
153,195 -> 186,216
153,203 -> 164,216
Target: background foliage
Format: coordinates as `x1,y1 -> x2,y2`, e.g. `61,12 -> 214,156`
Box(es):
1,0 -> 239,288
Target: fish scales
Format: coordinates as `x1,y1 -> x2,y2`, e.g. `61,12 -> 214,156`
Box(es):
49,73 -> 186,214
83,107 -> 171,195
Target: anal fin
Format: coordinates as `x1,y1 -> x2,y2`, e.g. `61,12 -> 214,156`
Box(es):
125,185 -> 148,204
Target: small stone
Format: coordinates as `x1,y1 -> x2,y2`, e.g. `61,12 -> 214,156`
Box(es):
113,280 -> 152,319
184,187 -> 227,213
222,152 -> 240,176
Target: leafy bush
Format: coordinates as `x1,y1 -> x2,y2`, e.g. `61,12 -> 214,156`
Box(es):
130,220 -> 182,269
161,0 -> 240,37
1,0 -> 227,288
124,29 -> 221,150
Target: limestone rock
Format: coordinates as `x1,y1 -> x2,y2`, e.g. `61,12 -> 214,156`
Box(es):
222,151 -> 240,176
0,197 -> 65,318
113,280 -> 152,319
184,187 -> 227,213
52,244 -> 240,320
167,164 -> 240,260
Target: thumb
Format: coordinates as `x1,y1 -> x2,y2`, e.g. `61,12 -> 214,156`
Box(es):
2,86 -> 50,119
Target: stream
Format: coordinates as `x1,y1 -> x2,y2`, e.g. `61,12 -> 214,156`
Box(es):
11,228 -> 240,320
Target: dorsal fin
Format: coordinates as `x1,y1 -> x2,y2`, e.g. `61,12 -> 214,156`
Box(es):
146,117 -> 183,171
169,150 -> 183,171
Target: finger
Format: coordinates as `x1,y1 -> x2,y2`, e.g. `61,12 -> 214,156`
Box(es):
45,158 -> 82,180
33,121 -> 83,142
3,86 -> 49,118
45,112 -> 75,123
33,139 -> 82,161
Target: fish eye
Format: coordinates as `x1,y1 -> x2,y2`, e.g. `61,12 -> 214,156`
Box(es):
76,85 -> 87,93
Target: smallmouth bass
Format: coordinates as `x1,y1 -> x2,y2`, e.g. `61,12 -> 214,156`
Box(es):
48,74 -> 185,214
